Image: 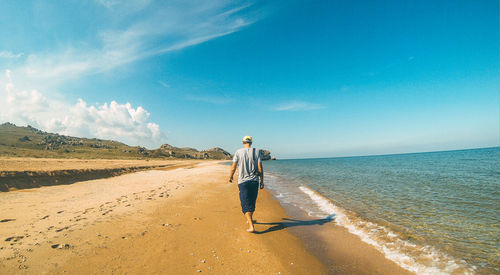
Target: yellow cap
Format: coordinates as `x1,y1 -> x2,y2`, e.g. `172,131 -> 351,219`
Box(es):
242,136 -> 253,143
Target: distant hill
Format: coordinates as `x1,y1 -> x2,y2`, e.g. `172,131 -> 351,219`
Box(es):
0,123 -> 232,160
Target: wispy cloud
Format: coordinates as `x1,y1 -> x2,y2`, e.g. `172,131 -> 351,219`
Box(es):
274,101 -> 325,111
0,1 -> 261,147
157,80 -> 170,88
95,0 -> 152,11
0,51 -> 23,59
96,0 -> 120,8
10,0 -> 260,83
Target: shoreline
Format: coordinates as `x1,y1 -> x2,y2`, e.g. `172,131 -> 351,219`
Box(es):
0,161 -> 410,274
264,173 -> 412,274
264,170 -> 486,274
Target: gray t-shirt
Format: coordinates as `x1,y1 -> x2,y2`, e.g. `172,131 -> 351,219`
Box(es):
233,147 -> 261,184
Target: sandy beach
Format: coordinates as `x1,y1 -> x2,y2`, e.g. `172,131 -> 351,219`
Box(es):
0,158 -> 194,172
0,161 -> 409,274
0,158 -> 200,192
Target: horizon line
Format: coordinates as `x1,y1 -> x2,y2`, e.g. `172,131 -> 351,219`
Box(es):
275,146 -> 499,161
3,122 -> 497,160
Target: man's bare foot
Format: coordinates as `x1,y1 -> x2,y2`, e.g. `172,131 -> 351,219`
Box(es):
246,226 -> 255,233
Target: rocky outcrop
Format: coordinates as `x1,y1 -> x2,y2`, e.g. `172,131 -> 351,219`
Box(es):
259,149 -> 275,161
160,144 -> 176,150
156,144 -> 232,160
202,147 -> 232,159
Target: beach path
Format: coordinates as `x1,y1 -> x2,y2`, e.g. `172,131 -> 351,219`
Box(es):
0,162 -> 326,274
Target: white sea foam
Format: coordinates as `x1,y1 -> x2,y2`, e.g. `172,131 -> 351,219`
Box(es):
297,185 -> 476,275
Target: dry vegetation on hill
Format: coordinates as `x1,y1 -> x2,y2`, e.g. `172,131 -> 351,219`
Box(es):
0,123 -> 232,160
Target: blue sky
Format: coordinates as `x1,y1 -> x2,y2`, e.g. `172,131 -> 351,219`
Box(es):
0,0 -> 498,158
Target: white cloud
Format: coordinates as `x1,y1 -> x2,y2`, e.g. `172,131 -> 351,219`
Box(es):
0,51 -> 23,59
0,70 -> 164,148
274,101 -> 325,111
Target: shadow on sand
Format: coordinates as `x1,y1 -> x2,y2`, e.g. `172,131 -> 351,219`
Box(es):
254,215 -> 335,234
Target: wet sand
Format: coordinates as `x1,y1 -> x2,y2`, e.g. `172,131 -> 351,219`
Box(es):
0,161 -> 409,274
282,204 -> 411,274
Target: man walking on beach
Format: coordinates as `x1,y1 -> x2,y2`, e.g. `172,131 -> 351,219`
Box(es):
229,136 -> 264,233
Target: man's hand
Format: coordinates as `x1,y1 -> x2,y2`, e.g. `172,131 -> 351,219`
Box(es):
259,181 -> 264,189
229,162 -> 237,184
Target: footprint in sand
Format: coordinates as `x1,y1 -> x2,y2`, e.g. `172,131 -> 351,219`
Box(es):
0,219 -> 16,223
5,236 -> 24,242
40,215 -> 49,220
51,244 -> 71,249
82,208 -> 94,214
102,210 -> 113,216
55,226 -> 69,232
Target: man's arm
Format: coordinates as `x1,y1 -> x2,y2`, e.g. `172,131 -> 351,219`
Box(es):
229,162 -> 237,183
258,161 -> 264,189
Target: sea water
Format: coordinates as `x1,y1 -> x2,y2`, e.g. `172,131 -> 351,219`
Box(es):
263,147 -> 499,274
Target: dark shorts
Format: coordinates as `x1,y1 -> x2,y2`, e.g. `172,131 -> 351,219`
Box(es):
238,180 -> 259,213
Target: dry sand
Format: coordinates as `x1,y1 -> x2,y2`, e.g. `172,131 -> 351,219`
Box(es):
0,158 -> 202,192
0,162 -> 325,274
0,158 -> 191,172
0,161 -> 410,274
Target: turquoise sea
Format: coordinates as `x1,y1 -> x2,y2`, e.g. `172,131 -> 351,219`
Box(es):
263,147 -> 499,274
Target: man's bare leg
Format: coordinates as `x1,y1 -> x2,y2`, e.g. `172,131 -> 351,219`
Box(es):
245,212 -> 255,232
